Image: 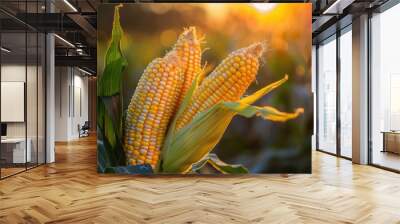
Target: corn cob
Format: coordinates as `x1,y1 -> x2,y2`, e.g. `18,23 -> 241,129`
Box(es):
172,27 -> 202,106
175,42 -> 266,131
124,52 -> 182,169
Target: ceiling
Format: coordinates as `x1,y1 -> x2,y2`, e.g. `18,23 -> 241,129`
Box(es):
0,0 -> 100,74
311,0 -> 390,43
0,0 -> 393,74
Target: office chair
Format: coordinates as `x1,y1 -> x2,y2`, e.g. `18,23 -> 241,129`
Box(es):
79,121 -> 90,138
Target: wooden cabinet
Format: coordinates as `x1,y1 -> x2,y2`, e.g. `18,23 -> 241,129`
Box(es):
382,132 -> 400,154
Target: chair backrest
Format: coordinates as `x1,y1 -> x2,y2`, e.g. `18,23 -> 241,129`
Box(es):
82,121 -> 90,129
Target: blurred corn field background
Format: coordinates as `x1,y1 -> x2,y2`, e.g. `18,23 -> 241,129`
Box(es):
98,3 -> 312,173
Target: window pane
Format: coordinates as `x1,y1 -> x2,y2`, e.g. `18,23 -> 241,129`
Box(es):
340,29 -> 352,158
1,31 -> 27,177
317,37 -> 337,154
0,1 -> 46,179
27,31 -> 38,168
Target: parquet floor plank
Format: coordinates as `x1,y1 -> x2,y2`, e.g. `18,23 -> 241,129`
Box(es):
0,135 -> 399,223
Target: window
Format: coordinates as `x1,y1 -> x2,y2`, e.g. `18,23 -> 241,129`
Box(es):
317,36 -> 336,153
339,28 -> 352,158
317,36 -> 337,154
0,1 -> 47,179
371,3 -> 400,171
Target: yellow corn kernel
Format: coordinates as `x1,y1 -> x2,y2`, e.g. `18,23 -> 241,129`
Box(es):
124,51 -> 182,169
175,42 -> 266,131
172,27 -> 202,107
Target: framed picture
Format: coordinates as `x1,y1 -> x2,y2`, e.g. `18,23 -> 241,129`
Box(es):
97,3 -> 312,174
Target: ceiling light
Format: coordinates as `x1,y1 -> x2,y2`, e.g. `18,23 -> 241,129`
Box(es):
76,48 -> 86,56
77,67 -> 93,76
1,47 -> 11,53
63,0 -> 78,12
323,0 -> 341,14
54,34 -> 75,48
323,0 -> 355,15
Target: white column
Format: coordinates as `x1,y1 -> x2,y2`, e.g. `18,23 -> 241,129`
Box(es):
46,33 -> 55,163
352,14 -> 369,164
46,1 -> 55,163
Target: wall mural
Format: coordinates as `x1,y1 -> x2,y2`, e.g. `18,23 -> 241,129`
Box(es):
97,3 -> 312,174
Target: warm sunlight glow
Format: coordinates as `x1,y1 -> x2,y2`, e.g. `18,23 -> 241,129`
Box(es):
251,3 -> 276,13
205,4 -> 228,20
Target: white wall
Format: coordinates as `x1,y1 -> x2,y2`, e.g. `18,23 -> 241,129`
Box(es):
55,67 -> 69,141
54,67 -> 89,141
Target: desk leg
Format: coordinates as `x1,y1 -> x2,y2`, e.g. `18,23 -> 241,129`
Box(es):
382,133 -> 386,153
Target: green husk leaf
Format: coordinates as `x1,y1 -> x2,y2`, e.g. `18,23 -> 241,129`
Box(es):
162,106 -> 233,173
102,95 -> 125,141
240,74 -> 288,105
97,4 -> 127,168
97,98 -> 105,130
104,111 -> 116,148
97,4 -> 127,97
192,153 -> 249,174
207,153 -> 249,174
222,102 -> 304,122
97,127 -> 117,171
161,75 -> 301,173
191,156 -> 210,172
97,128 -> 109,173
98,93 -> 120,149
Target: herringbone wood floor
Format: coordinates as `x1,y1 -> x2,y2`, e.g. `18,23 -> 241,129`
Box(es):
1,135 -> 400,224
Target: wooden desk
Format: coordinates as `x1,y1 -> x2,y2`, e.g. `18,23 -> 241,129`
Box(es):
382,131 -> 400,154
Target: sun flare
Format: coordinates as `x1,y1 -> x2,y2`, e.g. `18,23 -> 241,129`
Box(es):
251,3 -> 277,13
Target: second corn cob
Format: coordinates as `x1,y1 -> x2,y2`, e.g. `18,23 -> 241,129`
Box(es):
171,27 -> 202,107
175,42 -> 266,131
124,52 -> 182,169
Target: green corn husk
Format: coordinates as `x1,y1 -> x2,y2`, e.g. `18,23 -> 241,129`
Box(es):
159,74 -> 304,174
